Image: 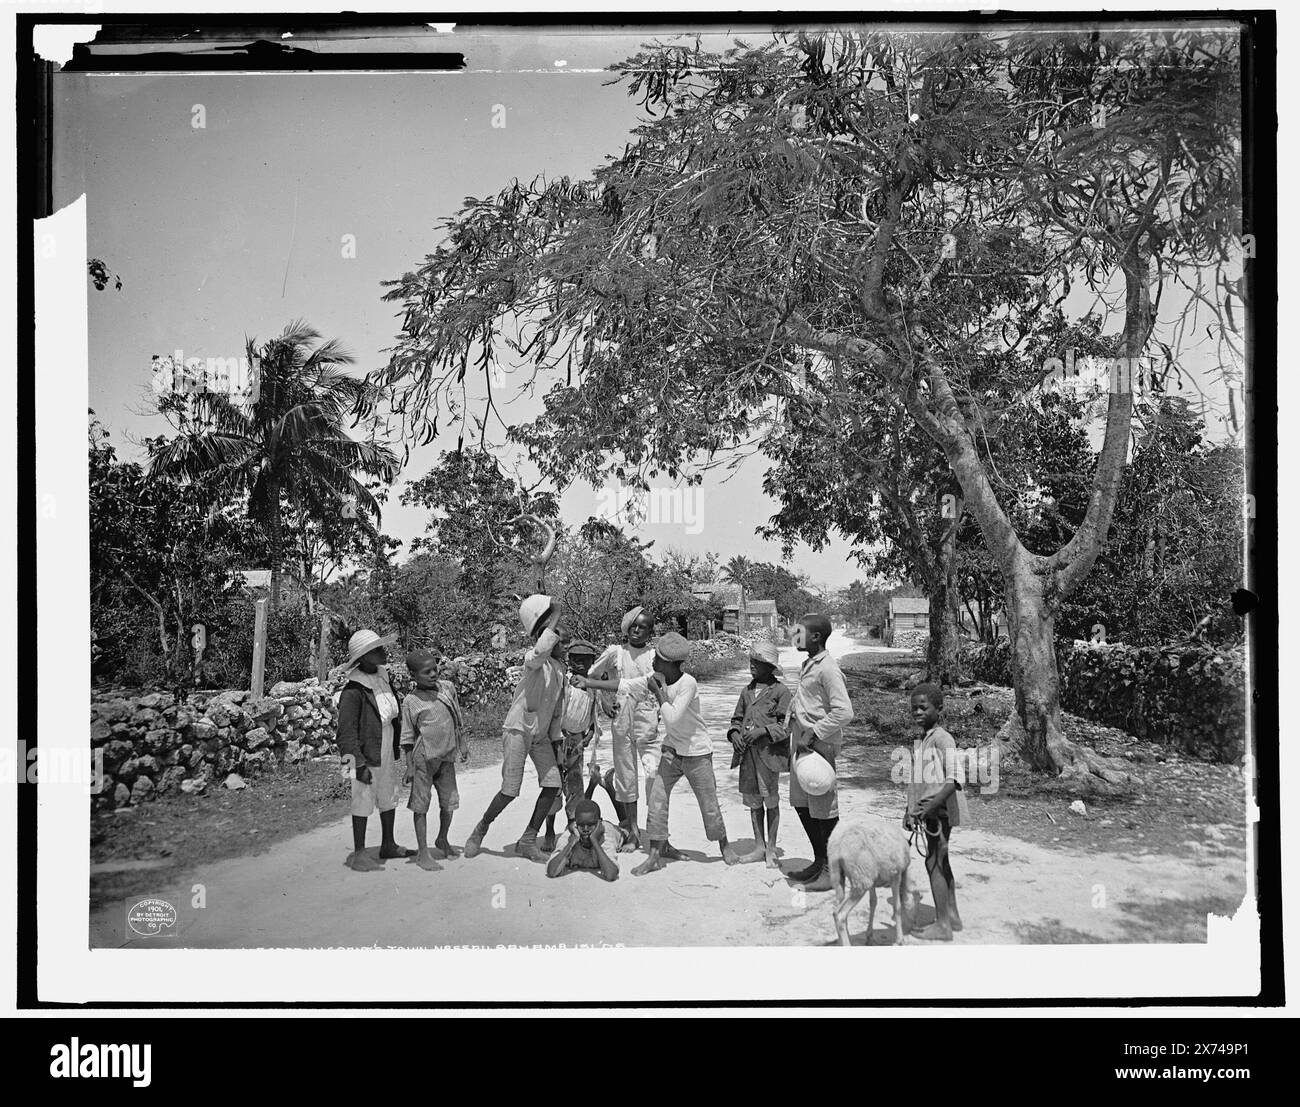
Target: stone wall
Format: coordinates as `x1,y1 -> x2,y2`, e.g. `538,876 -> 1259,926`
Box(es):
91,679 -> 338,809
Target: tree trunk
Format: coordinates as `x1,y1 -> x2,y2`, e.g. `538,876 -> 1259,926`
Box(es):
925,515 -> 964,686
925,583 -> 963,685
266,478 -> 283,616
996,559 -> 1134,794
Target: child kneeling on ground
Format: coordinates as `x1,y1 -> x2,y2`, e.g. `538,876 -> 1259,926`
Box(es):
546,798 -> 621,881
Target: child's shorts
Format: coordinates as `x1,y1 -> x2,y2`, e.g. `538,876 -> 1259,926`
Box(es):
742,792 -> 780,810
407,747 -> 459,814
500,728 -> 562,798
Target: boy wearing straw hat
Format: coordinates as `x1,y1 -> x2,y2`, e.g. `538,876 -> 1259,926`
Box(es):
580,631 -> 739,875
542,637 -> 602,853
337,629 -> 413,871
588,606 -> 661,851
726,640 -> 792,868
463,595 -> 568,863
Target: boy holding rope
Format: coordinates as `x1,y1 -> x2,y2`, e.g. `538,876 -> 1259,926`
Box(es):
904,683 -> 965,941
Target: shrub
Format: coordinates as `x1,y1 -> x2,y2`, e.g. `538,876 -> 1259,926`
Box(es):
961,639 -> 1246,762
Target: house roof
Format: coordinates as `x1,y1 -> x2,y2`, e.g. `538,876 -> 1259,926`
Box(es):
889,597 -> 930,615
744,598 -> 778,614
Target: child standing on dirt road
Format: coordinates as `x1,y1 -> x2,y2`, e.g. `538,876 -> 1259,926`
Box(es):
400,650 -> 469,872
788,614 -> 854,891
582,631 -> 740,875
727,640 -> 792,868
463,595 -> 569,863
337,629 -> 414,872
588,607 -> 661,851
905,682 -> 965,941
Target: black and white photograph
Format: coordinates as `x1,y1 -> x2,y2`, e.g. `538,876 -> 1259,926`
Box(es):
14,7 -> 1283,1025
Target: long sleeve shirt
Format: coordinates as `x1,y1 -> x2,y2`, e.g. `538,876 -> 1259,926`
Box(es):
501,627 -> 567,741
621,672 -> 711,757
728,679 -> 793,770
789,651 -> 854,755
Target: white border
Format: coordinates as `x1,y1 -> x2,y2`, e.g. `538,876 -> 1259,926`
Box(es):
7,0 -> 1287,1011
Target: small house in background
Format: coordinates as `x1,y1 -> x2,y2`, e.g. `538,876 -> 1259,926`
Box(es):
885,596 -> 930,648
742,598 -> 779,634
886,594 -> 1008,647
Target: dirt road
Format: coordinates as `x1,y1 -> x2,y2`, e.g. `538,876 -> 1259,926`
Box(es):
89,638 -> 1249,949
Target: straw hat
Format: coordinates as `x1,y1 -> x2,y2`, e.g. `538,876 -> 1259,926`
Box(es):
519,594 -> 557,636
346,629 -> 396,666
749,640 -> 780,668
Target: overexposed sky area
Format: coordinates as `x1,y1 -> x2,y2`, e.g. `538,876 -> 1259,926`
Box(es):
58,25 -> 1242,592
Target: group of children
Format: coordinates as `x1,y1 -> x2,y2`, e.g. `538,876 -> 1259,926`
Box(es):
334,595 -> 963,939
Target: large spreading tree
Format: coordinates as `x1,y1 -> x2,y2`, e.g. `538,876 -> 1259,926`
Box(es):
372,29 -> 1242,790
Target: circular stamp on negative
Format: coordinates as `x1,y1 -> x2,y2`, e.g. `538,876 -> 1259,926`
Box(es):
126,898 -> 178,938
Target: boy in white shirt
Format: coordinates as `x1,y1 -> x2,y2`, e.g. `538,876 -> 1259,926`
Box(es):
580,632 -> 739,875
587,606 -> 661,850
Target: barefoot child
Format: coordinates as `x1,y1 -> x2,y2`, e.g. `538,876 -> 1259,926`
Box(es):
337,629 -> 414,871
588,607 -> 661,850
545,798 -> 621,881
400,650 -> 469,871
542,638 -> 602,852
726,640 -> 792,867
463,595 -> 568,863
582,631 -> 739,875
788,613 -> 854,891
904,683 -> 965,941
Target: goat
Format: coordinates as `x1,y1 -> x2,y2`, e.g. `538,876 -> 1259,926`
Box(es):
827,818 -> 912,946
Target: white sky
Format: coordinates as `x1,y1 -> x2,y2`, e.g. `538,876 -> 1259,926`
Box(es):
61,25 -> 1242,592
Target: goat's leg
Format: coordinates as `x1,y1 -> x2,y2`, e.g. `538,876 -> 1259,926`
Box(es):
865,886 -> 878,945
883,873 -> 904,940
834,887 -> 865,947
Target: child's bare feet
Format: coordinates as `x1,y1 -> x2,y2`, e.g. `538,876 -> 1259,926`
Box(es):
915,923 -> 954,941
413,848 -> 443,872
659,841 -> 684,861
765,853 -> 780,870
541,832 -> 558,854
378,843 -> 416,860
632,853 -> 666,876
736,844 -> 767,864
434,838 -> 460,859
721,845 -> 741,866
618,827 -> 642,853
346,851 -> 383,872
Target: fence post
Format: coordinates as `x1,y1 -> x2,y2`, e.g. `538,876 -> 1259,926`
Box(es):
317,612 -> 329,681
250,597 -> 268,698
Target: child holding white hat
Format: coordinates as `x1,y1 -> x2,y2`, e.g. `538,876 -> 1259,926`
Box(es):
337,629 -> 412,871
463,595 -> 568,863
580,631 -> 738,875
788,613 -> 854,891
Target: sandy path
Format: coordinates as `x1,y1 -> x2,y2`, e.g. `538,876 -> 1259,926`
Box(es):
90,638 -> 1248,949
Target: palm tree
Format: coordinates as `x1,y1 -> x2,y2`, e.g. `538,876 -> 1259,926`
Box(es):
721,555 -> 752,635
149,320 -> 399,612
